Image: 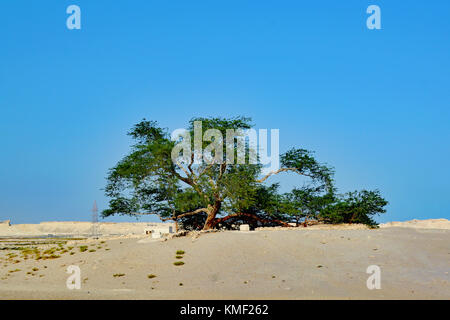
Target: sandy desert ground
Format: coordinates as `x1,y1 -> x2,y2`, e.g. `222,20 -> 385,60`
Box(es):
0,219 -> 448,300
0,221 -> 175,237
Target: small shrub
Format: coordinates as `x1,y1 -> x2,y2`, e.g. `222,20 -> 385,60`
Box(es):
147,274 -> 156,279
176,250 -> 185,255
173,261 -> 184,266
113,273 -> 125,277
43,248 -> 57,255
79,246 -> 88,252
43,254 -> 60,260
175,255 -> 183,259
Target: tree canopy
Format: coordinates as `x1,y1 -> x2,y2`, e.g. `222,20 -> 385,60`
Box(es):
103,116 -> 387,229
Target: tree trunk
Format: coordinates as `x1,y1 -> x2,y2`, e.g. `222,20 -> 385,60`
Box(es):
203,214 -> 215,230
202,202 -> 221,230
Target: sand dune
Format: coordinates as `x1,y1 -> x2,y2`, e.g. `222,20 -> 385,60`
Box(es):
0,221 -> 175,237
380,218 -> 450,230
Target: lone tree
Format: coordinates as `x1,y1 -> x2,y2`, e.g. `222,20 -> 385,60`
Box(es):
103,116 -> 387,229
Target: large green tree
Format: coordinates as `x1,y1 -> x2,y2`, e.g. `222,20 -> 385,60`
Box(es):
102,116 -> 334,230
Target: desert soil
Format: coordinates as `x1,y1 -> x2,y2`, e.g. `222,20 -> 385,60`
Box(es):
0,225 -> 448,299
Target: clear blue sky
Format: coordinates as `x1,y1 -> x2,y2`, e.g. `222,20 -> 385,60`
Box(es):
1,1 -> 449,224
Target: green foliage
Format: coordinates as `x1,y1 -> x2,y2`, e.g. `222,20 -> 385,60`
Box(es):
279,186 -> 335,225
319,190 -> 388,227
280,149 -> 334,191
103,116 -> 387,228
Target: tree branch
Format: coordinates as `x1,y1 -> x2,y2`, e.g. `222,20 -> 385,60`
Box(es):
174,208 -> 209,220
187,152 -> 195,176
257,168 -> 314,183
175,160 -> 191,180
